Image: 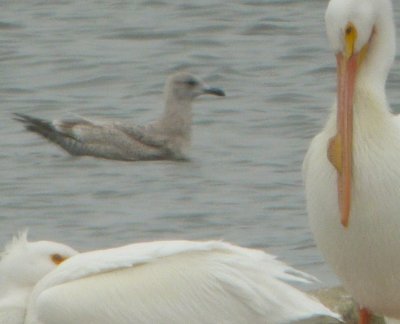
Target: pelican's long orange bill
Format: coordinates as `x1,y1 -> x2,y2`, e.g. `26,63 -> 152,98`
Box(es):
335,53 -> 358,227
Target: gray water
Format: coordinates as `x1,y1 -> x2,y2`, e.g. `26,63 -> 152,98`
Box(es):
1,0 -> 400,289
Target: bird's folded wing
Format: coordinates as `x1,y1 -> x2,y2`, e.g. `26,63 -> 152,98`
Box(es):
25,241 -> 340,324
112,122 -> 168,149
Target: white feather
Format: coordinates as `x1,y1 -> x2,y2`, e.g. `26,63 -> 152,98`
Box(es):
21,240 -> 340,324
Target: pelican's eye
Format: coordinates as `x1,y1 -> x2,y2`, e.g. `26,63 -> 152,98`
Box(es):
51,253 -> 66,265
344,22 -> 357,58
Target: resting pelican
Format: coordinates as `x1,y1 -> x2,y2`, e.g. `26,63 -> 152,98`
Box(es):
0,233 -> 340,324
14,72 -> 225,161
0,232 -> 77,323
304,0 -> 400,321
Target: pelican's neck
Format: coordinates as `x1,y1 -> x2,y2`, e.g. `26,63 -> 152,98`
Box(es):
0,279 -> 31,311
159,94 -> 193,139
357,1 -> 395,95
351,83 -> 392,143
351,4 -> 396,130
0,251 -> 35,311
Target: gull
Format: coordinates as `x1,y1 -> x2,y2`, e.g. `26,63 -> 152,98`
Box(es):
14,72 -> 225,161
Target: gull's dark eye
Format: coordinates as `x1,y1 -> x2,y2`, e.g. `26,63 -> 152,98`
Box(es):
185,78 -> 198,87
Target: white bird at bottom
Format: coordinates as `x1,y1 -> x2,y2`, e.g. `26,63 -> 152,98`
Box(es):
0,233 -> 340,324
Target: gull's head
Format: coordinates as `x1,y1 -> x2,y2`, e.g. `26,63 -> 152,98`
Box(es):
325,0 -> 395,227
166,72 -> 225,101
0,232 -> 78,289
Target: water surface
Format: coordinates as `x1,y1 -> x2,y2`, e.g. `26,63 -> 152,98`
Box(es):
2,0 -> 400,288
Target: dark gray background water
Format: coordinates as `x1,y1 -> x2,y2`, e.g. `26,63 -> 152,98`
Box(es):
1,0 -> 400,288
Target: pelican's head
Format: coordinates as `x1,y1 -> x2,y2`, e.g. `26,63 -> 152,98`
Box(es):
165,72 -> 225,102
326,0 -> 375,57
0,232 -> 77,296
325,0 -> 395,227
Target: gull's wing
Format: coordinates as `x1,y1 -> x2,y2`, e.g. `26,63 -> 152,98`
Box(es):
25,241 -> 340,324
112,121 -> 168,149
14,113 -> 170,161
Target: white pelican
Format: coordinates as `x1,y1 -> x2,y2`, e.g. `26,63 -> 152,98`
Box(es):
304,0 -> 400,321
0,234 -> 340,324
0,232 -> 77,324
14,72 -> 225,161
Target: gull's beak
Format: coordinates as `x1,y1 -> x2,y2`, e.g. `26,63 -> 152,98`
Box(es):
327,23 -> 369,228
203,86 -> 225,97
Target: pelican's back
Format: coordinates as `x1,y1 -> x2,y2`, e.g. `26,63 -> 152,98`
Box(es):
26,241 -> 338,324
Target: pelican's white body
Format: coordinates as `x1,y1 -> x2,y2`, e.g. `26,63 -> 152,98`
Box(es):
304,0 -> 400,318
21,240 -> 338,324
305,94 -> 400,317
0,235 -> 340,323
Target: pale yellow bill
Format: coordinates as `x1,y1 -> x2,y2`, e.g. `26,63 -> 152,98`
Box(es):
327,23 -> 361,227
